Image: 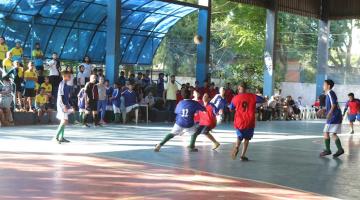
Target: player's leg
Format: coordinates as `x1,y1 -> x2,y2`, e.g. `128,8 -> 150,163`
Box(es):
348,114 -> 355,134
205,132 -> 220,150
349,121 -> 354,134
134,107 -> 139,124
332,133 -> 344,158
54,120 -> 65,143
154,124 -> 180,152
83,110 -> 90,127
320,131 -> 332,157
232,136 -> 242,160
240,139 -> 250,161
189,126 -> 203,151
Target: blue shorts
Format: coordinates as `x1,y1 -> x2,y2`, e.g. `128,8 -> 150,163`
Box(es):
348,114 -> 360,122
236,128 -> 254,140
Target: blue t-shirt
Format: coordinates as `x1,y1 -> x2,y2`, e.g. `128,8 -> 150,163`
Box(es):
175,99 -> 205,128
57,80 -> 71,109
78,89 -> 86,109
325,90 -> 342,124
122,90 -> 137,107
119,76 -> 127,86
211,94 -> 227,113
112,88 -> 121,107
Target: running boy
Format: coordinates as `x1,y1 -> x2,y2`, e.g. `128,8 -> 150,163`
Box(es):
53,71 -> 73,144
320,79 -> 344,158
343,93 -> 360,134
230,82 -> 264,161
189,93 -> 220,152
154,89 -> 204,152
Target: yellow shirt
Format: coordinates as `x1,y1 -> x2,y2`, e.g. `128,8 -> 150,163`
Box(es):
165,82 -> 178,100
0,44 -> 8,60
35,82 -> 40,91
2,58 -> 13,72
41,83 -> 52,93
24,69 -> 37,79
35,94 -> 47,105
17,67 -> 24,78
10,47 -> 23,57
32,49 -> 43,58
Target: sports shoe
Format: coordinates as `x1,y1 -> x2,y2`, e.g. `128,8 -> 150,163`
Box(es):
154,144 -> 162,152
240,156 -> 249,161
231,146 -> 239,160
212,142 -> 220,150
189,148 -> 198,152
349,130 -> 354,134
333,149 -> 345,158
319,150 -> 332,157
60,138 -> 70,143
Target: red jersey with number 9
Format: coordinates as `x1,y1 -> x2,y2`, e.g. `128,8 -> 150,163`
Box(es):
231,93 -> 257,129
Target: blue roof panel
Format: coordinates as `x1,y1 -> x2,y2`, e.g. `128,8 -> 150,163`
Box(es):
0,0 -> 199,64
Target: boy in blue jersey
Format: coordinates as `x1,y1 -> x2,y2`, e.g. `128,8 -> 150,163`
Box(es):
320,79 -> 344,158
53,71 -> 73,144
77,88 -> 86,125
155,89 -> 205,152
343,93 -> 360,134
211,87 -> 227,123
111,82 -> 122,123
122,82 -> 139,124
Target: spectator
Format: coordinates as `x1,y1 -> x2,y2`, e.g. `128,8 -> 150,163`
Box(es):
135,72 -> 142,85
122,82 -> 139,124
77,88 -> 86,124
163,75 -> 178,122
10,41 -> 23,63
13,61 -> 24,110
24,61 -> 38,112
97,76 -> 107,124
77,65 -> 86,88
157,73 -> 165,98
41,76 -> 53,105
111,82 -> 122,123
35,87 -> 51,123
32,43 -> 44,83
208,82 -> 217,99
104,79 -> 114,112
0,36 -> 8,68
0,76 -> 14,126
84,74 -> 100,127
45,52 -> 61,99
82,56 -> 92,83
2,51 -> 13,73
128,73 -> 135,83
119,71 -> 127,86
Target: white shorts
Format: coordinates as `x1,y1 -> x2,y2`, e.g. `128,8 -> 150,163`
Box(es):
113,105 -> 121,114
56,108 -> 74,120
323,124 -> 341,134
216,114 -> 224,124
126,104 -> 139,113
171,124 -> 196,136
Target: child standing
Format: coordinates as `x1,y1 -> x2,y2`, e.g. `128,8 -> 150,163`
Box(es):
54,71 -> 73,144
23,61 -> 38,112
320,80 -> 344,158
111,82 -> 122,123
77,88 -> 87,126
97,76 -> 107,124
343,93 -> 360,134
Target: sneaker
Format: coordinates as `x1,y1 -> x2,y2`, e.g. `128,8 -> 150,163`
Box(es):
154,144 -> 162,152
240,156 -> 249,161
333,149 -> 345,158
319,150 -> 332,157
231,146 -> 239,160
212,142 -> 220,150
60,138 -> 70,143
349,130 -> 354,134
189,147 -> 198,152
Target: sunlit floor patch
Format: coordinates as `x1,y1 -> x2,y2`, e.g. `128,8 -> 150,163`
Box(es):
0,152 -> 337,200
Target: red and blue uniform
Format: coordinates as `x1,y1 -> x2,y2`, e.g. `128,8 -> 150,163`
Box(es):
211,94 -> 227,114
344,99 -> 360,122
325,90 -> 342,124
229,93 -> 264,140
175,99 -> 204,128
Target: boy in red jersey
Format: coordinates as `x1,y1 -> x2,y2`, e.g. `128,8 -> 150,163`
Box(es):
343,93 -> 360,134
189,93 -> 220,152
229,82 -> 264,161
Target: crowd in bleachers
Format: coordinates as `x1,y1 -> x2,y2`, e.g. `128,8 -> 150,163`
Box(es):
0,36 -> 316,127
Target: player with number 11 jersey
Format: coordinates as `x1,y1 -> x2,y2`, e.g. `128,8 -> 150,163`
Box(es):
155,89 -> 204,152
